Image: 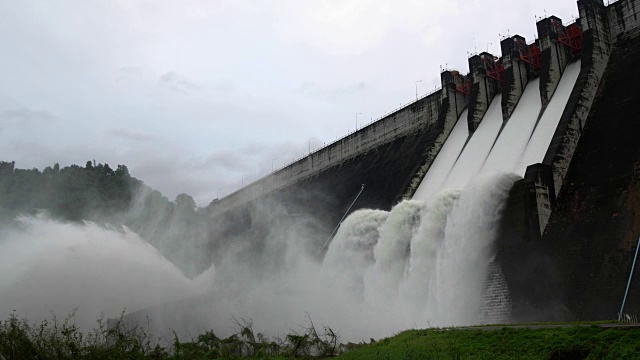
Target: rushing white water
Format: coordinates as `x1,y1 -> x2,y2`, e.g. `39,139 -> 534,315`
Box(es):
322,173 -> 519,330
321,209 -> 388,301
415,60 -> 582,201
0,215 -> 214,330
518,60 -> 582,173
389,61 -> 583,329
481,78 -> 542,175
439,94 -> 505,192
363,201 -> 421,308
413,110 -> 469,200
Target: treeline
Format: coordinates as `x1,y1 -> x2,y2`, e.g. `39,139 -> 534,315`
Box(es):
0,160 -> 141,221
0,160 -> 211,276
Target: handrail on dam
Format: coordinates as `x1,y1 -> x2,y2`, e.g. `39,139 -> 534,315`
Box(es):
619,236 -> 640,321
317,183 -> 366,256
218,86 -> 444,199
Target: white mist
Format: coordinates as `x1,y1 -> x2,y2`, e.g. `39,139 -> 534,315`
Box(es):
0,215 -> 214,330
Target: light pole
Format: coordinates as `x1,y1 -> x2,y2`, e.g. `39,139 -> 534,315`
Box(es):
355,112 -> 362,131
272,157 -> 277,172
308,138 -> 315,154
486,42 -> 492,53
415,80 -> 422,100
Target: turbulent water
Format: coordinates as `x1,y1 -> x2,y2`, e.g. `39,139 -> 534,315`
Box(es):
324,173 -> 519,329
0,215 -> 214,330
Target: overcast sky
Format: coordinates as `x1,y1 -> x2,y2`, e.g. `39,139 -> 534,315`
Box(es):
0,0 -> 578,206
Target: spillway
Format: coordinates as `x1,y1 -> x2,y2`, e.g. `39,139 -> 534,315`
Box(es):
439,94 -> 505,193
412,109 -> 469,200
414,61 -> 581,200
313,63 -> 585,332
517,61 -> 582,173
480,78 -> 542,175
320,61 -> 585,330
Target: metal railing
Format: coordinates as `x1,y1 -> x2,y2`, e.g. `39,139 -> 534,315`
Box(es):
618,236 -> 640,321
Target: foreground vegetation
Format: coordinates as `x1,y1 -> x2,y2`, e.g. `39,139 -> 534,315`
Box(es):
2,313 -> 640,360
0,313 -> 343,359
338,325 -> 640,360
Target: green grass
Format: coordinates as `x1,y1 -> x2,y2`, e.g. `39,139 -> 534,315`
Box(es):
2,312 -> 640,359
336,326 -> 640,359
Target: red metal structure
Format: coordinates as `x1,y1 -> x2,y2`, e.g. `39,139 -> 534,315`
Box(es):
552,19 -> 583,54
515,38 -> 542,69
452,71 -> 472,95
482,55 -> 505,83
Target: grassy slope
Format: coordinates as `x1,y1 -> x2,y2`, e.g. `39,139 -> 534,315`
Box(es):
336,326 -> 640,360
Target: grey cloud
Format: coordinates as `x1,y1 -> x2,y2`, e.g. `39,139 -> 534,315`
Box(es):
119,66 -> 141,74
116,66 -> 143,83
334,81 -> 367,95
107,128 -> 158,143
294,81 -> 369,99
213,80 -> 235,92
159,71 -> 201,94
295,81 -> 368,100
129,157 -> 218,204
335,81 -> 367,93
296,81 -> 319,93
1,107 -> 55,124
203,150 -> 243,170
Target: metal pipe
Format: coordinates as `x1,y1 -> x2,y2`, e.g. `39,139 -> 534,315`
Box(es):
317,184 -> 366,256
619,236 -> 640,321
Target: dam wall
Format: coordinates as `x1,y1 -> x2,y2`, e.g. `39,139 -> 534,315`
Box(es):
542,1 -> 640,319
541,24 -> 640,320
209,90 -> 446,217
497,0 -> 640,322
608,0 -> 640,37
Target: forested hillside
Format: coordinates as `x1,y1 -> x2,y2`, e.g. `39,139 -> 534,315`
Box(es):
0,160 -> 211,276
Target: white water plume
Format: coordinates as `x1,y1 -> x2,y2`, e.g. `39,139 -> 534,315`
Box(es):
401,189 -> 460,312
363,200 -> 421,308
321,209 -> 388,301
317,173 -> 518,333
421,173 -> 518,325
0,215 -> 214,330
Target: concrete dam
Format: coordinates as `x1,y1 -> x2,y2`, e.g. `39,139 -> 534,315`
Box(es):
122,0 -> 640,339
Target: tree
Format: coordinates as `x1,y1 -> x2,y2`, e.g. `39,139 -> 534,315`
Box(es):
175,193 -> 196,212
115,164 -> 130,177
0,161 -> 15,177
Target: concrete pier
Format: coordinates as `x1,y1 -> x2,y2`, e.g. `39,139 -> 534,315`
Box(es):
401,70 -> 469,200
500,35 -> 537,122
537,16 -> 573,107
467,52 -> 503,134
543,0 -> 613,198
